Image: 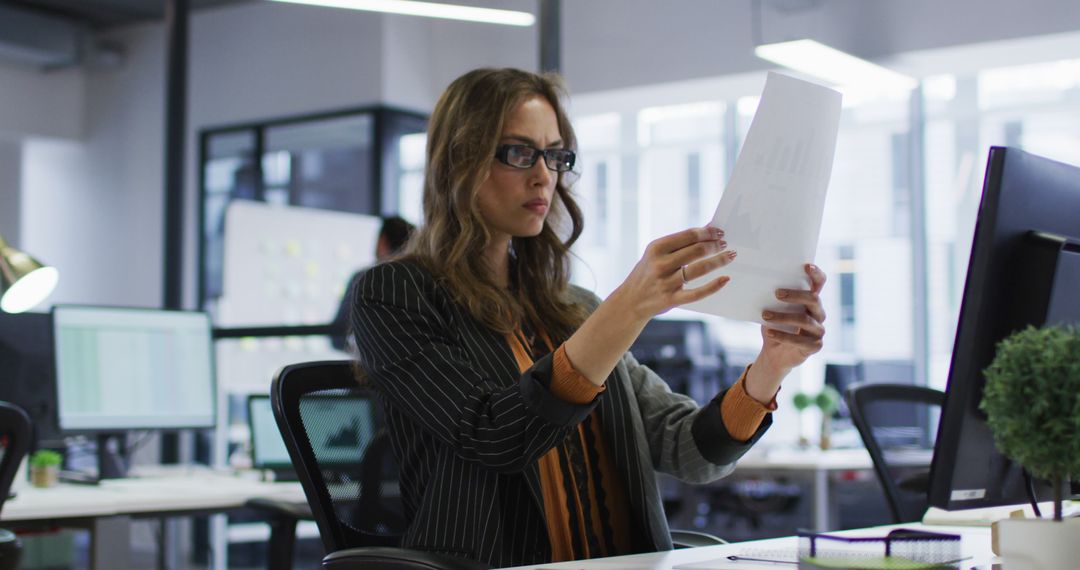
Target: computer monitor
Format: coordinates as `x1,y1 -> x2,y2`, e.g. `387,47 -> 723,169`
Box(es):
247,395 -> 292,473
928,147 -> 1080,511
248,392 -> 377,480
0,312 -> 63,449
53,305 -> 217,478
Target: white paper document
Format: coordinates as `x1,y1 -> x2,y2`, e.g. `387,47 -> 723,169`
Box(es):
683,72 -> 842,325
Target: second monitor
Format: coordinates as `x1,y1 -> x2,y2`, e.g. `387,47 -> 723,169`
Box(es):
52,305 -> 217,478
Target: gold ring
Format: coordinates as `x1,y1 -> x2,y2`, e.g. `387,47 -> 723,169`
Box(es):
680,265 -> 689,284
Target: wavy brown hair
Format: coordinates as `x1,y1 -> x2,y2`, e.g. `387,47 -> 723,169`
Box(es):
403,67 -> 587,342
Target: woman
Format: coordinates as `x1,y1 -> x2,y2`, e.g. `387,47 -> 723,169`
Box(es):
350,68 -> 826,567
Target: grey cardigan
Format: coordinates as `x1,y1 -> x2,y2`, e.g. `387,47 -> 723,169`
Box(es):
350,260 -> 771,568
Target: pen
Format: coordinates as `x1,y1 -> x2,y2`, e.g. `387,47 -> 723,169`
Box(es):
726,554 -> 797,564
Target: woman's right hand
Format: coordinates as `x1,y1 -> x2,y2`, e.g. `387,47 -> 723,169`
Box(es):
565,227 -> 735,386
614,226 -> 736,322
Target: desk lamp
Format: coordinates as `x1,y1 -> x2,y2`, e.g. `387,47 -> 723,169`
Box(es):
0,234 -> 59,314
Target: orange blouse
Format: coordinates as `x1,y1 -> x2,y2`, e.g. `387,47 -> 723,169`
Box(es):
506,332 -> 774,561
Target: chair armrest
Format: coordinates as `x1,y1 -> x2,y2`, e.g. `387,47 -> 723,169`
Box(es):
323,547 -> 490,570
670,528 -> 727,548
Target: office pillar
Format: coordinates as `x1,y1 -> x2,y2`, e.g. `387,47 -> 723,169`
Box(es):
908,86 -> 929,389
163,0 -> 188,312
0,141 -> 20,244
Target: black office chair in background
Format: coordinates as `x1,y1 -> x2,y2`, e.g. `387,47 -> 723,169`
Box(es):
270,360 -> 489,570
0,401 -> 33,570
845,383 -> 944,524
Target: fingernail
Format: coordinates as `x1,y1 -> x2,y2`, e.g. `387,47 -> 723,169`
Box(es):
776,289 -> 788,298
762,311 -> 774,320
727,250 -> 737,259
714,228 -> 725,237
718,240 -> 727,249
807,263 -> 818,272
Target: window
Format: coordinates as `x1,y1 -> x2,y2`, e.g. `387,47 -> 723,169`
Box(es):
198,107 -> 426,311
924,58 -> 1080,389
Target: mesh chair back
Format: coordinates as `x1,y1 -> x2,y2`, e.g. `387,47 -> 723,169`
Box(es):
845,383 -> 944,524
0,401 -> 31,515
272,361 -> 406,553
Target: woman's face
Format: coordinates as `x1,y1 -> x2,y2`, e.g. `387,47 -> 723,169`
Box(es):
475,95 -> 562,244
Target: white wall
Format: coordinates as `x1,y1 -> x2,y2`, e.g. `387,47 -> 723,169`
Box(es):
22,22 -> 165,308
21,138 -> 96,305
0,60 -> 83,141
0,59 -> 81,252
0,140 -> 20,246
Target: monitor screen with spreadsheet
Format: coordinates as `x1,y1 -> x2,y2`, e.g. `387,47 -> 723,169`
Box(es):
52,305 -> 216,431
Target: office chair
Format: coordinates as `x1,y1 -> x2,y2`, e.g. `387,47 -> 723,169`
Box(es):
845,383 -> 944,524
0,401 -> 32,570
270,360 -> 489,570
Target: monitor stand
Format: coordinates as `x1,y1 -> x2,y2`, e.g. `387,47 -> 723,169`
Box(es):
97,433 -> 129,480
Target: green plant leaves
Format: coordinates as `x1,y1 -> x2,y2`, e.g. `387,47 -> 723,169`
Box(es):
815,385 -> 842,415
980,325 -> 1080,482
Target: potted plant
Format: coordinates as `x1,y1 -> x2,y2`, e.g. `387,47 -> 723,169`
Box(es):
28,450 -> 62,488
815,385 -> 841,450
792,386 -> 842,450
980,324 -> 1080,568
793,391 -> 814,447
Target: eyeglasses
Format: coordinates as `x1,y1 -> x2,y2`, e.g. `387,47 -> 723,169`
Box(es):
494,144 -> 576,172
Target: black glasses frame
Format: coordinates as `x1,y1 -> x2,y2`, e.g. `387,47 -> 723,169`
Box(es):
494,144 -> 576,172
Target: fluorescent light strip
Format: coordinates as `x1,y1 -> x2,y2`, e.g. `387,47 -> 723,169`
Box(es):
269,0 -> 535,26
755,39 -> 916,91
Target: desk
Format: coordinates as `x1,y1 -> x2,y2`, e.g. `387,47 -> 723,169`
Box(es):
733,447 -> 933,531
2,467 -> 306,570
500,524 -> 993,569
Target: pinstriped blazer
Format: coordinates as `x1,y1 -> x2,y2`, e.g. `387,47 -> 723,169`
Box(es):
350,260 -> 771,568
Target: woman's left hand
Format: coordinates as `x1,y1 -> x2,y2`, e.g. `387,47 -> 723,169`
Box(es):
759,263 -> 827,371
744,264 -> 827,403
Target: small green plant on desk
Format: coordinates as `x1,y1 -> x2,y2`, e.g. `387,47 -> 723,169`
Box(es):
792,386 -> 842,450
29,449 -> 62,488
981,324 -> 1080,521
793,392 -> 814,447
814,386 -> 841,450
981,324 -> 1080,568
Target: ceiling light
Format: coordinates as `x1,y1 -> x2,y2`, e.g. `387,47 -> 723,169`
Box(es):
755,39 -> 916,92
268,0 -> 535,26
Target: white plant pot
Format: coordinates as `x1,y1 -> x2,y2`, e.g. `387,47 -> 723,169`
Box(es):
997,516 -> 1080,570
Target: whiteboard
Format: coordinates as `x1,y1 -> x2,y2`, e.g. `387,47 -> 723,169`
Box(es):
217,200 -> 381,392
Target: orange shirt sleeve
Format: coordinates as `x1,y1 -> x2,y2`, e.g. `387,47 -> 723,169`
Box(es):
549,344 -> 606,404
551,344 -> 774,441
720,365 -> 778,441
